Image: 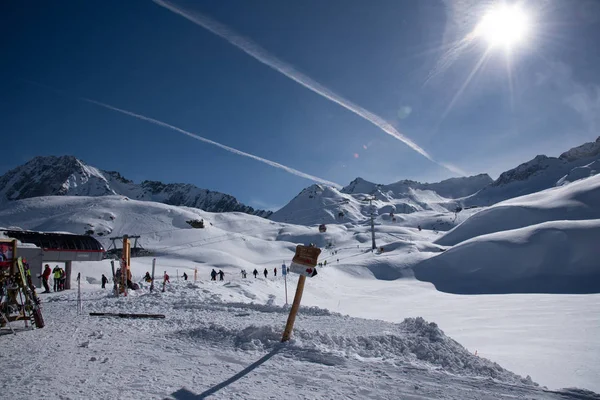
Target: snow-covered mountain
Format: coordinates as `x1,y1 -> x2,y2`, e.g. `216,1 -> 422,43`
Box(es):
342,174 -> 493,199
270,174 -> 491,225
0,156 -> 271,217
464,136 -> 600,206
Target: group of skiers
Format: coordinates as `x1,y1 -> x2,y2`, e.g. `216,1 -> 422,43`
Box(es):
210,269 -> 225,281
240,267 -> 277,279
38,264 -> 66,293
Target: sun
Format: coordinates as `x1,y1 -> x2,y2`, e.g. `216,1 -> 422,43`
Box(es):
475,3 -> 530,49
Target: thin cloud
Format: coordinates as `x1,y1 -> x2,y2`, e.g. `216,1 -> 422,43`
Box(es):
153,0 -> 464,176
82,98 -> 342,188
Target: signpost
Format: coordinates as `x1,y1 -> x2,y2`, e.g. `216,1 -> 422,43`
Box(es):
76,272 -> 82,314
281,245 -> 321,342
282,263 -> 288,305
150,258 -> 156,292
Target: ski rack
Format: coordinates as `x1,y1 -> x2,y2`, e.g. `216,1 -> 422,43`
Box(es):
0,240 -> 45,332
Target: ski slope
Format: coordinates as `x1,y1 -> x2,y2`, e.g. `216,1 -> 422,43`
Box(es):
1,187 -> 599,396
437,174 -> 600,246
417,219 -> 600,294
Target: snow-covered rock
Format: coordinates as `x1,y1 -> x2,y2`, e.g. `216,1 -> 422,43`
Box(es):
557,160 -> 600,186
559,136 -> 600,162
464,136 -> 600,206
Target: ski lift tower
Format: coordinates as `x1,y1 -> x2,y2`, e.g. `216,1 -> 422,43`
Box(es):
363,196 -> 377,250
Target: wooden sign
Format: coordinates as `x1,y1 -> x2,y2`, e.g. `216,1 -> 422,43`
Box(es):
292,245 -> 321,267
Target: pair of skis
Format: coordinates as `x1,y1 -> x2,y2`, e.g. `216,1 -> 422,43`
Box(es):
16,258 -> 45,329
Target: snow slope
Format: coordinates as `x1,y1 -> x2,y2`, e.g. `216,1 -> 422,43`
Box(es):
416,219 -> 600,294
437,174 -> 600,246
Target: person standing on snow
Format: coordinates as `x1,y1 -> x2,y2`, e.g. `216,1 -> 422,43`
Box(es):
101,274 -> 108,289
210,269 -> 217,281
52,266 -> 61,292
273,267 -> 277,277
183,272 -> 188,281
218,270 -> 225,281
263,268 -> 268,278
39,264 -> 52,293
59,268 -> 66,291
253,269 -> 258,278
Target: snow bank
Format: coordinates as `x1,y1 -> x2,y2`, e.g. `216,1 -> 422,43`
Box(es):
437,174 -> 600,246
416,219 -> 600,294
177,316 -> 534,385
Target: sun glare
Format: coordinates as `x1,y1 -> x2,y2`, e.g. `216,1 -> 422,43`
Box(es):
475,3 -> 530,49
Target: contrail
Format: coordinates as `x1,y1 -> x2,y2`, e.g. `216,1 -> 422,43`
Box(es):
82,97 -> 342,188
152,0 -> 465,176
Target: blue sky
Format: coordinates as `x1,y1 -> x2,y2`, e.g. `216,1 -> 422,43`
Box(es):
1,0 -> 599,210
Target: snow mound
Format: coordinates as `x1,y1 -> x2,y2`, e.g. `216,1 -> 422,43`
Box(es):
416,219 -> 600,294
178,317 -> 534,385
437,174 -> 600,246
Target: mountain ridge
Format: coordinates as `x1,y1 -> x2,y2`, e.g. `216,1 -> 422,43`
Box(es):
0,155 -> 272,217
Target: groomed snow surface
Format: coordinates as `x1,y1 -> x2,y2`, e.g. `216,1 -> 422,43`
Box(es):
2,277 -> 598,400
1,174 -> 600,398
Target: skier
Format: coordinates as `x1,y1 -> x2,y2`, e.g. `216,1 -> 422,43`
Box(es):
101,274 -> 108,289
241,269 -> 247,279
210,269 -> 217,281
144,272 -> 152,283
218,270 -> 225,281
274,267 -> 277,277
263,268 -> 268,278
253,269 -> 258,278
418,225 -> 421,231
164,272 -> 170,283
183,272 -> 188,281
52,266 -> 61,292
324,260 -> 327,266
39,264 -> 52,293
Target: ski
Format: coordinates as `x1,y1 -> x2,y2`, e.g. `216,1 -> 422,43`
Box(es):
17,258 -> 45,328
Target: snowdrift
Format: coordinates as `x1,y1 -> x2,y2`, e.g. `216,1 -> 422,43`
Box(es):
437,174 -> 600,246
415,219 -> 600,294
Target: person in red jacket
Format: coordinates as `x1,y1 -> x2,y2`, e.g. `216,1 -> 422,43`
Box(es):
39,264 -> 52,293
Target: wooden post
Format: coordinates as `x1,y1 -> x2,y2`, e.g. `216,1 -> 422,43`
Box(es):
64,261 -> 72,290
121,237 -> 130,296
150,258 -> 156,292
111,261 -> 118,297
281,275 -> 306,342
10,239 -> 17,275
